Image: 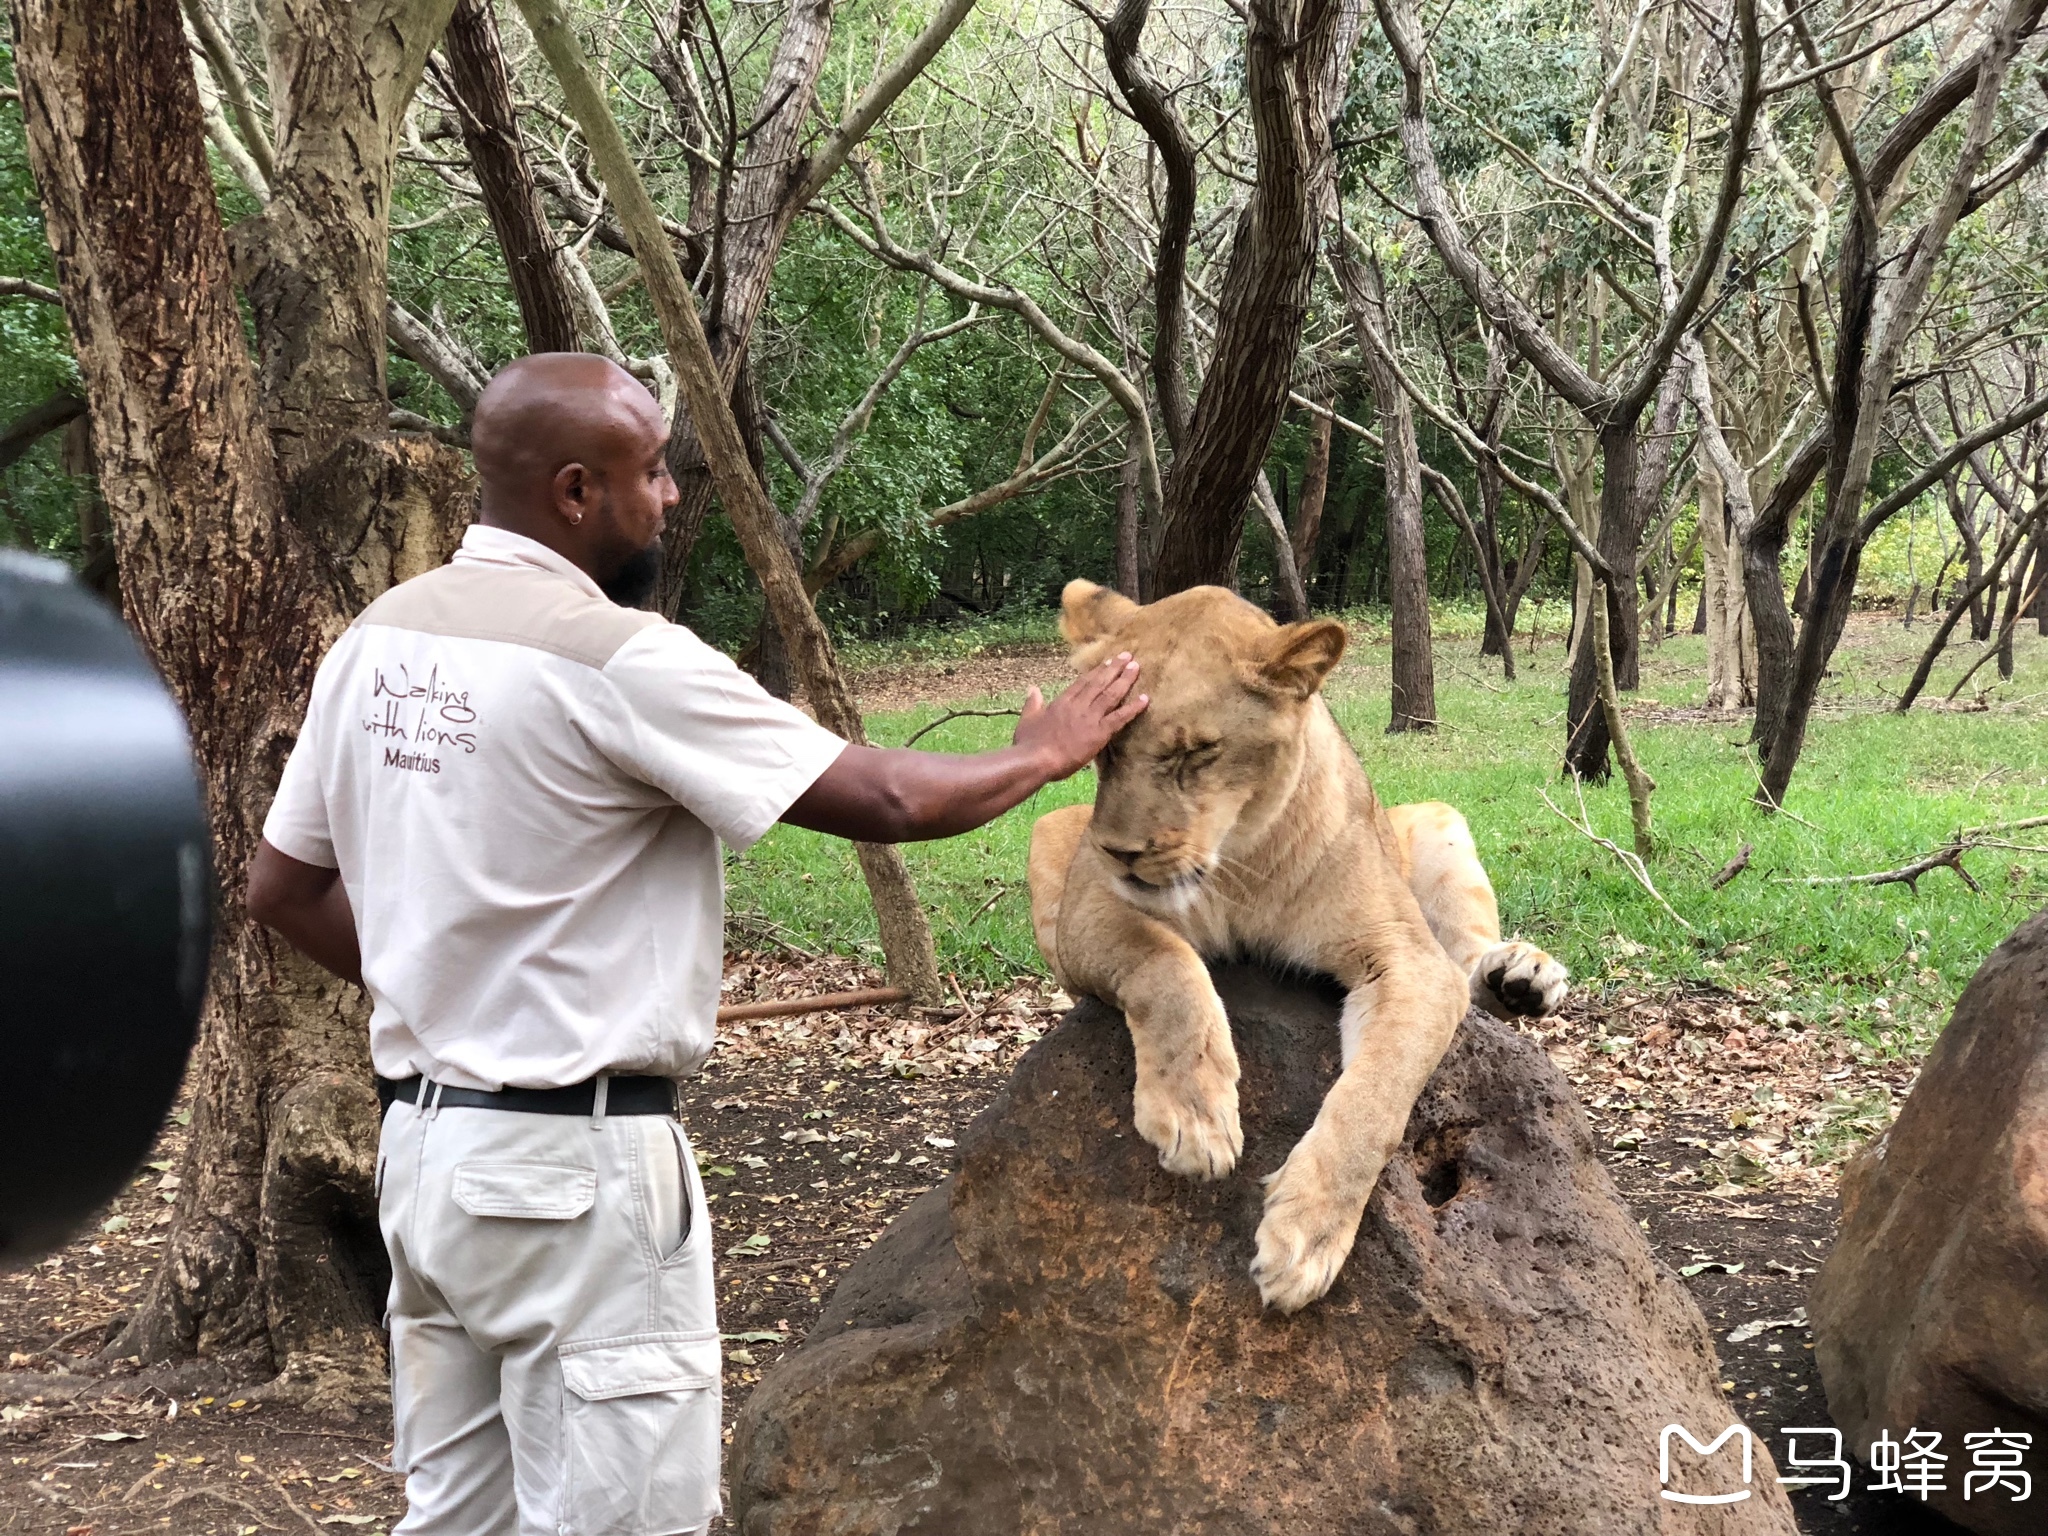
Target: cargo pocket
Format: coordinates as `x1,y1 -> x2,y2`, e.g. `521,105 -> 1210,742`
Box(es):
451,1161 -> 596,1220
558,1332 -> 722,1535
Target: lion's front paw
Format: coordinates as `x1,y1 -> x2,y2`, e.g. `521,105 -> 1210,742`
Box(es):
1131,1043 -> 1242,1181
1473,939 -> 1569,1018
1250,1149 -> 1366,1312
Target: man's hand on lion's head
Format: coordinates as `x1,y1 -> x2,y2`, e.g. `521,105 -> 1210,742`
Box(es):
1014,651 -> 1149,781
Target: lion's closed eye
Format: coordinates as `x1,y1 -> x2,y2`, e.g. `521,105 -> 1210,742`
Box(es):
1159,741 -> 1219,786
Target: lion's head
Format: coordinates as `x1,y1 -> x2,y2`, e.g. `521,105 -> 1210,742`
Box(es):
1059,580 -> 1347,913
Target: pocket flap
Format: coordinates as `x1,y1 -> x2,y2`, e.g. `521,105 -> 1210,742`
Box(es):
559,1332 -> 720,1401
452,1160 -> 596,1220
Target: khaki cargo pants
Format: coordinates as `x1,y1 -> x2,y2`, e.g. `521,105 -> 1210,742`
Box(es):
377,1091 -> 719,1536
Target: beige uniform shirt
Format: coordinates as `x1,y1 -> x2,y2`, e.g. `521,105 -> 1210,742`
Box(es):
263,525 -> 846,1090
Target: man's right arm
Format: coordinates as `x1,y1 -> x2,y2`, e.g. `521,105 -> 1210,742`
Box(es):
781,653 -> 1146,842
247,841 -> 364,987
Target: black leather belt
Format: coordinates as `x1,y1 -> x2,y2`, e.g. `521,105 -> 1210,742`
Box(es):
377,1074 -> 677,1117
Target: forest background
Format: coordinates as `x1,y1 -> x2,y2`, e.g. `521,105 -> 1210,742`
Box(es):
1,0 -> 2046,1420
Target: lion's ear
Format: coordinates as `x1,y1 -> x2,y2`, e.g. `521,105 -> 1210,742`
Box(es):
1059,579 -> 1139,652
1259,619 -> 1346,699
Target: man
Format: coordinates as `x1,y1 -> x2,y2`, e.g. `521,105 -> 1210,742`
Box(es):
247,353 -> 1145,1536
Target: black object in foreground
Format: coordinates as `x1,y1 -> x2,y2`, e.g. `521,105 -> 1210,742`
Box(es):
0,552 -> 210,1261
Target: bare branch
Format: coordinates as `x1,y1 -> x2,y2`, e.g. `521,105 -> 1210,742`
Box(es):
385,301 -> 487,414
796,0 -> 980,206
180,0 -> 274,182
0,276 -> 64,305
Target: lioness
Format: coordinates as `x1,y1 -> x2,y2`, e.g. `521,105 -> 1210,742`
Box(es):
1027,581 -> 1568,1312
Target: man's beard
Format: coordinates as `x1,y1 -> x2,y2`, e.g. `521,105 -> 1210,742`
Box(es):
600,542 -> 663,607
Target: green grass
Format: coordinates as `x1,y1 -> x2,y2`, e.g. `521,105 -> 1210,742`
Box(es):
727,605 -> 2048,1051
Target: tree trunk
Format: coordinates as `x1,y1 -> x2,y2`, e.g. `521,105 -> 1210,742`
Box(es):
1362,340 -> 1432,732
649,0 -> 983,616
441,0 -> 581,356
1291,403 -> 1333,585
1562,358 -> 1688,777
652,0 -> 836,613
1997,537 -> 2039,678
1591,577 -> 1657,859
1944,477 -> 1993,641
1758,523 -> 1865,808
1094,0 -> 1196,453
1115,426 -> 1145,598
1149,0 -> 1352,592
1253,471 -> 1309,620
1699,463 -> 1754,709
519,0 -> 945,1005
1564,424 -> 1640,778
1498,507 -> 1552,658
1473,337 -> 1513,660
1336,235 -> 1432,728
13,0 -> 469,1408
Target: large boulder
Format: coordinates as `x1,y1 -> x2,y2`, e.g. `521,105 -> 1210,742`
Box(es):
730,965 -> 1795,1534
1812,908 -> 2048,1536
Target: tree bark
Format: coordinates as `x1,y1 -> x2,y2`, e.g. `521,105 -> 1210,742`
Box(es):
1561,359 -> 1688,778
12,0 -> 470,1407
1092,0 -> 1196,452
1149,0 -> 1354,592
1995,531 -> 2037,679
1291,402 -> 1333,584
1333,235 -> 1432,727
1563,424 -> 1636,776
441,0 -> 581,355
1497,507 -> 1553,661
1592,577 -> 1657,860
518,0 -> 945,1004
1380,376 -> 1434,733
1699,462 -> 1755,709
1472,338 -> 1514,661
1944,474 -> 1993,639
1253,471 -> 1309,620
1115,426 -> 1145,598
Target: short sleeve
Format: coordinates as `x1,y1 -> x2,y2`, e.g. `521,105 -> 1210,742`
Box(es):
590,624 -> 847,851
264,708 -> 338,868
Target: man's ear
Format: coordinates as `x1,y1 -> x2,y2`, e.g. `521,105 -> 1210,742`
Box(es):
1059,579 -> 1139,654
553,461 -> 593,526
1258,619 -> 1347,699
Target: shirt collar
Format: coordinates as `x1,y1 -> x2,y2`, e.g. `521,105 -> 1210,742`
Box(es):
454,523 -> 608,602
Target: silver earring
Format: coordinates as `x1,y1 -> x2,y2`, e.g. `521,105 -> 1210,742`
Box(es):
570,512 -> 583,524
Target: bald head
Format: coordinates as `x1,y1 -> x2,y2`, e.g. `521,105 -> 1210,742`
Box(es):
470,353 -> 678,604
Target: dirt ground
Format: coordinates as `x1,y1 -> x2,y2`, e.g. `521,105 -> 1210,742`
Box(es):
2,953 -> 1953,1535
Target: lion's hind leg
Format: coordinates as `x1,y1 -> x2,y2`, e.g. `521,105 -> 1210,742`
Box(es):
1385,801 -> 1568,1019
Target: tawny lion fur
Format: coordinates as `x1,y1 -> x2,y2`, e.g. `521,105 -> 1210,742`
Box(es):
1027,581 -> 1569,1312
